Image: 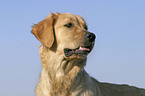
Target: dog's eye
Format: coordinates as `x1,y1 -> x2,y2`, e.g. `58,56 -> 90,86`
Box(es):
64,22 -> 73,28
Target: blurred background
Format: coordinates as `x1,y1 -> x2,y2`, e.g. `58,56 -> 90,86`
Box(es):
0,0 -> 145,96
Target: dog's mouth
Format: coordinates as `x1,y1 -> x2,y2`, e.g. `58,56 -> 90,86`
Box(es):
64,46 -> 91,57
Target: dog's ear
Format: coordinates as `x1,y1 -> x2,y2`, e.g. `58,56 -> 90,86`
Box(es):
32,13 -> 58,48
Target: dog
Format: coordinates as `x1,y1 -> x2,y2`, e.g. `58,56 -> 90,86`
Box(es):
32,12 -> 145,96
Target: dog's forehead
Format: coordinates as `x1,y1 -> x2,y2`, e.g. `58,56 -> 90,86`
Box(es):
57,13 -> 86,25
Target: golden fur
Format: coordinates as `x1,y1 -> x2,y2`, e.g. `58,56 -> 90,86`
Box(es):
32,12 -> 145,96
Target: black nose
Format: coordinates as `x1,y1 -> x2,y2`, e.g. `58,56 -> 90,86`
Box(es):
85,32 -> 96,42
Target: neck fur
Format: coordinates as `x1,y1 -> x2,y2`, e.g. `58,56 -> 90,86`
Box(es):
37,46 -> 87,95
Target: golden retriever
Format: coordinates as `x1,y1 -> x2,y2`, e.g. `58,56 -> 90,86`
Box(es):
32,12 -> 145,96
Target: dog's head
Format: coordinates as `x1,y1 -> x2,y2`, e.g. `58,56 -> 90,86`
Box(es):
32,13 -> 96,60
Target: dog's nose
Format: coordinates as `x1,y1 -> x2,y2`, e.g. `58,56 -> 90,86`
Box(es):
85,32 -> 96,42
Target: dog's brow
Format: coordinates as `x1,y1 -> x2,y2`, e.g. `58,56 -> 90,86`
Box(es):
74,16 -> 81,27
74,16 -> 87,30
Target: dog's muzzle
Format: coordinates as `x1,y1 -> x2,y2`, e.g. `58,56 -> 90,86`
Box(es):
64,32 -> 96,57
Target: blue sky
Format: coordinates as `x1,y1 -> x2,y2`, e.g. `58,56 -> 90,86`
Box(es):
0,0 -> 145,96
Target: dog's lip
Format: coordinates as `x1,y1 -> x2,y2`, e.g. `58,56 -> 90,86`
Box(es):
64,46 -> 91,57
